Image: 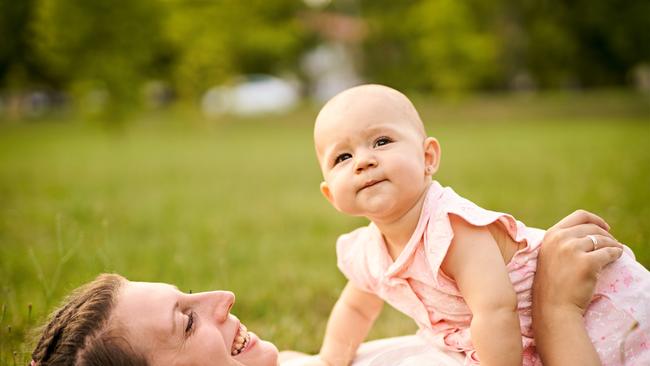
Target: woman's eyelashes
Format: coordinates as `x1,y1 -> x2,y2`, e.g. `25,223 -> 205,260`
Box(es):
185,311 -> 196,335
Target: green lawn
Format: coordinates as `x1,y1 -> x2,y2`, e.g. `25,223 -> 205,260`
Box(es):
1,91 -> 649,363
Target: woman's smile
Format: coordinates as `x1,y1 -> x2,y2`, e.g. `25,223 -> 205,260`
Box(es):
231,322 -> 250,355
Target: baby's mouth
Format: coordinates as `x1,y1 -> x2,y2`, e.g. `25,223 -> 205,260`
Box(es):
359,179 -> 385,191
231,323 -> 250,356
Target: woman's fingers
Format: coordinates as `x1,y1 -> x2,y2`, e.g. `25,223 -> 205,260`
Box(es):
584,234 -> 624,270
550,210 -> 610,232
557,223 -> 617,243
577,233 -> 624,252
590,234 -> 622,250
585,245 -> 624,272
566,235 -> 623,282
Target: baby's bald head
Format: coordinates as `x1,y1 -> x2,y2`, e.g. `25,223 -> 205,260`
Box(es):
314,84 -> 426,162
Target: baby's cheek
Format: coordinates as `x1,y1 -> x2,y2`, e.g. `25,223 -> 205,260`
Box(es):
332,178 -> 356,199
393,157 -> 424,177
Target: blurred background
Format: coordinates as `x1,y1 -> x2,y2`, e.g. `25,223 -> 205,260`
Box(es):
1,0 -> 649,363
2,0 -> 650,114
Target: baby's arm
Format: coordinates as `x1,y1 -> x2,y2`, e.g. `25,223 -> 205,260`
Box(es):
318,281 -> 384,366
442,215 -> 522,366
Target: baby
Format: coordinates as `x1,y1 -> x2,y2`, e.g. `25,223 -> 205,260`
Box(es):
310,84 -> 649,365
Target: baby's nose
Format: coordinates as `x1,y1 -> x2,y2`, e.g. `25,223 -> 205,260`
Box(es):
355,156 -> 377,172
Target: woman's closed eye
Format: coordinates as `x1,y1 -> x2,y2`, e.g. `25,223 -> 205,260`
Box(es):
333,153 -> 352,166
185,311 -> 196,335
373,136 -> 393,147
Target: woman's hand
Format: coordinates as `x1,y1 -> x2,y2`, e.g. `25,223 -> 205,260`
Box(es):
532,209 -> 624,366
533,209 -> 623,314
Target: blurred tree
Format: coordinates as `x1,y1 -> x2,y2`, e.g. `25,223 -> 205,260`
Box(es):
361,0 -> 649,92
363,0 -> 498,93
362,1 -> 426,90
408,0 -> 498,92
515,0 -> 650,88
2,0 -> 648,105
520,2 -> 579,88
163,0 -> 306,99
0,0 -> 43,90
31,0 -> 167,110
162,2 -> 233,99
566,0 -> 650,87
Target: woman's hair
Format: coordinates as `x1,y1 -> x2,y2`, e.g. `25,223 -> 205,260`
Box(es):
31,273 -> 148,366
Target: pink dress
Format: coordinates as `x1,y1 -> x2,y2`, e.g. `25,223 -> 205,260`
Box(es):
337,181 -> 650,365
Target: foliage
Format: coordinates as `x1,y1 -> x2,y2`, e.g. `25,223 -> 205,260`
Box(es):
408,0 -> 498,92
363,0 -> 498,93
31,0 -> 167,105
0,0 -> 649,101
163,0 -> 305,99
0,0 -> 40,89
1,0 -> 308,105
360,0 -> 650,91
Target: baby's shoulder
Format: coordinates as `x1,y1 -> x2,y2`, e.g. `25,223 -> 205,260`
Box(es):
428,184 -> 524,241
336,224 -> 378,255
429,185 -> 488,222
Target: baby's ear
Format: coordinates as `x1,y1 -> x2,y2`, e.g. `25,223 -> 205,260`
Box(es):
320,181 -> 335,206
423,137 -> 441,175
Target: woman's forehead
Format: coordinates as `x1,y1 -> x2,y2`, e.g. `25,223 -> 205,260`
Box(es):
111,281 -> 189,357
114,282 -> 178,330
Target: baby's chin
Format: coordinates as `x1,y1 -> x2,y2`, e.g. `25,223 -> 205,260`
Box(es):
359,196 -> 403,217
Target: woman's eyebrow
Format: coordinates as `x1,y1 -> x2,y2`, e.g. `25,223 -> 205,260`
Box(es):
170,300 -> 180,336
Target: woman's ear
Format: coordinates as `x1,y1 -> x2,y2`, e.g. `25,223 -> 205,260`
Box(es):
320,181 -> 335,206
423,137 -> 441,176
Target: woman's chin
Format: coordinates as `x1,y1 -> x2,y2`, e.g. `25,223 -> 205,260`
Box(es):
236,338 -> 278,366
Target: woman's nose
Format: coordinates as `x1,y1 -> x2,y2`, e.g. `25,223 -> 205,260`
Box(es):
192,290 -> 235,322
214,291 -> 235,321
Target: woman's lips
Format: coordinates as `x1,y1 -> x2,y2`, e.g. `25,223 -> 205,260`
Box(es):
231,323 -> 250,356
234,331 -> 258,357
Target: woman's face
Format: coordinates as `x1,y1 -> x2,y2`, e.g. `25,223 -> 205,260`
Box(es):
112,281 -> 278,366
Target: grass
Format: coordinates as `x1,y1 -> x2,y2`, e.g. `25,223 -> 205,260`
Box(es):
0,90 -> 649,362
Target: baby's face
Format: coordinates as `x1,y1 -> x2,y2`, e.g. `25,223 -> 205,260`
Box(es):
315,85 -> 438,222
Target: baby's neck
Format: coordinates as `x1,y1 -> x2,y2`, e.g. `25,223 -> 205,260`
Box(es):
372,186 -> 429,261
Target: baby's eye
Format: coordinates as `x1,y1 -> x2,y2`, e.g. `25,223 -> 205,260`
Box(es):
374,137 -> 393,147
334,153 -> 352,166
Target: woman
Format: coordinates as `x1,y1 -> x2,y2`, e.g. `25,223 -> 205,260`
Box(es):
30,211 -> 625,365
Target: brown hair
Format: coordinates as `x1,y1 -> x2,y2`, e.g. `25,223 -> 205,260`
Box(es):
31,273 -> 148,366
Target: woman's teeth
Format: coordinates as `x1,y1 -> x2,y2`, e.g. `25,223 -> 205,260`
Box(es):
231,324 -> 250,356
